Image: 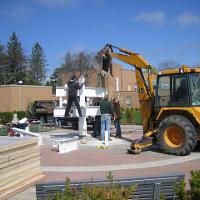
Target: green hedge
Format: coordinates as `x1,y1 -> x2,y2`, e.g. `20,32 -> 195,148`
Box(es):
0,112 -> 13,125
120,108 -> 142,125
16,111 -> 27,120
0,111 -> 27,125
133,111 -> 142,125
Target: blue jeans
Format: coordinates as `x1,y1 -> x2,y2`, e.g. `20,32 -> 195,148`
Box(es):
114,119 -> 121,138
100,114 -> 111,141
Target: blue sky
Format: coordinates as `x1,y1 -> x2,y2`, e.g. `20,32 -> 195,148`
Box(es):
0,0 -> 200,76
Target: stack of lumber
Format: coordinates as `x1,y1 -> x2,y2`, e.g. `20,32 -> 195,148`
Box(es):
0,136 -> 45,199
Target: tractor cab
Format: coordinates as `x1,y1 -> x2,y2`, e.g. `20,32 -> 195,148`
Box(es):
155,67 -> 200,108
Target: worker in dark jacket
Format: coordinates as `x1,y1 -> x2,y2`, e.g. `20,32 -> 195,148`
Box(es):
99,95 -> 114,141
112,98 -> 122,138
64,75 -> 84,117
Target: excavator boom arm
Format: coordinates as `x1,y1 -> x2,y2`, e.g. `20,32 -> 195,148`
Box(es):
102,44 -> 154,133
107,44 -> 151,69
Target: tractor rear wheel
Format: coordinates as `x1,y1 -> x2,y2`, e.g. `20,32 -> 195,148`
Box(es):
157,115 -> 197,156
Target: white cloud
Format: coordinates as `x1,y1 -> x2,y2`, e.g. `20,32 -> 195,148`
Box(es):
177,12 -> 200,27
12,5 -> 33,18
36,0 -> 79,8
134,11 -> 165,25
0,5 -> 34,19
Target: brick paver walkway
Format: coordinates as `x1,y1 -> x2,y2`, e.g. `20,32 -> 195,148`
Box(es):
9,125 -> 200,200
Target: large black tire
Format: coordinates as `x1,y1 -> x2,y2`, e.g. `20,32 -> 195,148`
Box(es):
157,115 -> 197,156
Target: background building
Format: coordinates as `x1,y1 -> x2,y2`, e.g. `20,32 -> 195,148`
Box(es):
61,63 -> 139,108
0,63 -> 140,112
0,85 -> 57,112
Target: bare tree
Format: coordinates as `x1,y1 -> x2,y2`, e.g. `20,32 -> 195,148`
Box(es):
75,51 -> 93,76
62,52 -> 74,72
158,60 -> 180,70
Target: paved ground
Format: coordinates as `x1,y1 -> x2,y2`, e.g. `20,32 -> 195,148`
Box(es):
10,125 -> 200,200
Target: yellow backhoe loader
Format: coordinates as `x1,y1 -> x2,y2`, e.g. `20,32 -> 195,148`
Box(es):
101,44 -> 200,156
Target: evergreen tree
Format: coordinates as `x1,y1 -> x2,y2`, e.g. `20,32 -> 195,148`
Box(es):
30,42 -> 47,85
46,67 -> 63,94
6,32 -> 26,84
0,42 -> 8,84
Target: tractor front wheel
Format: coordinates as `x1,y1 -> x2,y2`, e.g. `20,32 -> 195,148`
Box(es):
157,115 -> 197,156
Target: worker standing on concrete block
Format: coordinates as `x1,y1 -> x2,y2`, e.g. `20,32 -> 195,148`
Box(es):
64,75 -> 85,117
99,95 -> 114,142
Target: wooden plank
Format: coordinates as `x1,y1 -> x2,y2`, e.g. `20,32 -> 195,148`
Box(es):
0,143 -> 38,161
0,174 -> 45,200
0,163 -> 42,188
0,137 -> 38,153
0,145 -> 39,165
0,144 -> 38,164
0,161 -> 40,184
0,166 -> 42,191
1,156 -> 40,173
0,151 -> 40,169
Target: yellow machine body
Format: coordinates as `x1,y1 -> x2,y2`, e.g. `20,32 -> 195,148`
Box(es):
102,44 -> 200,155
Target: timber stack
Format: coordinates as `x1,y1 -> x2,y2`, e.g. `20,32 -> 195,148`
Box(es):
0,136 -> 45,199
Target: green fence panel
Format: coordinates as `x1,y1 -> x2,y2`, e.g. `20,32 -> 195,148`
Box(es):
133,111 -> 142,125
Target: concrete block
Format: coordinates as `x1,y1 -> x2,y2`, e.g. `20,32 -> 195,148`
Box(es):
51,137 -> 78,153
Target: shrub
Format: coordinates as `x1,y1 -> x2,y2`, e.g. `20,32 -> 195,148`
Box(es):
174,180 -> 187,200
130,108 -> 134,124
29,124 -> 49,132
174,170 -> 200,200
120,108 -> 142,125
0,111 -> 27,125
133,110 -> 142,125
125,108 -> 131,124
54,172 -> 136,200
0,126 -> 8,136
0,112 -> 13,125
190,170 -> 200,200
17,111 -> 27,120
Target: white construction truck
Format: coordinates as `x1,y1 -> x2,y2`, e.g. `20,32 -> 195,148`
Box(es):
53,76 -> 106,134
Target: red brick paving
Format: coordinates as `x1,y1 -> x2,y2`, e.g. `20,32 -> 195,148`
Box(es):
40,146 -> 172,167
42,160 -> 200,189
39,126 -> 200,188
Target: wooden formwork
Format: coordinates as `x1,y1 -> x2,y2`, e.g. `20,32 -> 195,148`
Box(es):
0,136 -> 45,200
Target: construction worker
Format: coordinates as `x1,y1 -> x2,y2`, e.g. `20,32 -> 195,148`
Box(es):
64,75 -> 85,117
99,95 -> 114,141
112,98 -> 122,138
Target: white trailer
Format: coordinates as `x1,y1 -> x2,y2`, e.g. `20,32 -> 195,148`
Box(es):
54,76 -> 106,135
